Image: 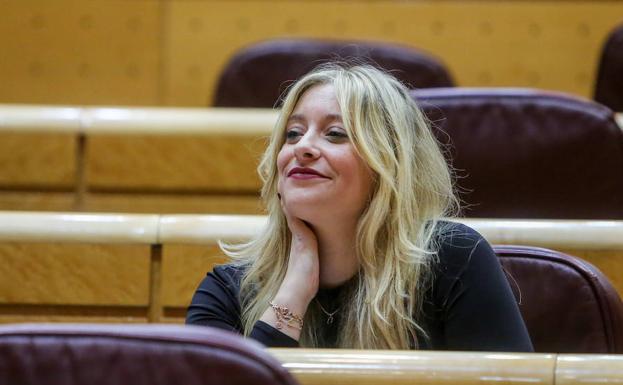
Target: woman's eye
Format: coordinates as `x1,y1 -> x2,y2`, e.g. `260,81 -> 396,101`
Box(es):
327,130 -> 348,139
286,129 -> 302,140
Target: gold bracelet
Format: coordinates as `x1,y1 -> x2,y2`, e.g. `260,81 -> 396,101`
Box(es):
269,301 -> 304,330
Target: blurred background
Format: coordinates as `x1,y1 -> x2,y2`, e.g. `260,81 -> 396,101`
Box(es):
1,0 -> 621,107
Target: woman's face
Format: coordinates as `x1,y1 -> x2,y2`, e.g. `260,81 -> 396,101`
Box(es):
277,83 -> 373,223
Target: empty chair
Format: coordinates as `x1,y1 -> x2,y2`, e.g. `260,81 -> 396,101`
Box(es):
412,88 -> 623,219
214,38 -> 454,107
595,23 -> 623,111
496,245 -> 623,353
0,324 -> 299,385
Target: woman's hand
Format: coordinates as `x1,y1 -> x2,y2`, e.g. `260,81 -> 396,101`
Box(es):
258,194 -> 320,340
280,201 -> 320,304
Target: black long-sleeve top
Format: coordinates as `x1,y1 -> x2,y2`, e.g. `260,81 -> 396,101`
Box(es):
186,222 -> 533,351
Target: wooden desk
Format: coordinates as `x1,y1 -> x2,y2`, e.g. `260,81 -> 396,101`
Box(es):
556,354 -> 623,385
269,348 -> 556,385
268,349 -> 623,385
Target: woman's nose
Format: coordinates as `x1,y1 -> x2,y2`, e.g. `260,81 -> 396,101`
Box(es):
293,132 -> 321,161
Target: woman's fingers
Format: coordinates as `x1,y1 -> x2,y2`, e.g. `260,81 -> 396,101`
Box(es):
279,192 -> 319,301
280,192 -> 304,235
281,195 -> 317,245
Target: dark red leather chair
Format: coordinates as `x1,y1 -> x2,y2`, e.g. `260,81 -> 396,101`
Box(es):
496,245 -> 623,353
0,324 -> 299,385
595,23 -> 623,111
214,38 -> 454,108
412,88 -> 623,219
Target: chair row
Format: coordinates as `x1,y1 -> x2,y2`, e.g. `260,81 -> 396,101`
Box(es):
0,211 -> 622,353
1,86 -> 622,218
213,24 -> 623,111
2,323 -> 622,385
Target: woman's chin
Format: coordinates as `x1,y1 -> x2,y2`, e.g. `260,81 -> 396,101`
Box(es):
283,196 -> 360,225
286,207 -> 321,224
283,199 -> 326,222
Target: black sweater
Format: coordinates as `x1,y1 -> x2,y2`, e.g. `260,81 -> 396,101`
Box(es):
186,222 -> 533,351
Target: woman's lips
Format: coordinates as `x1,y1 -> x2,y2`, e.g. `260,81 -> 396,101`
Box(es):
287,167 -> 329,179
289,173 -> 327,180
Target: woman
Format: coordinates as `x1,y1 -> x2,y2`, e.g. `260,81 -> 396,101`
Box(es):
187,64 -> 533,351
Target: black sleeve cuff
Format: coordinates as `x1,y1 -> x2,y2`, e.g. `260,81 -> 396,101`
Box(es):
249,320 -> 300,347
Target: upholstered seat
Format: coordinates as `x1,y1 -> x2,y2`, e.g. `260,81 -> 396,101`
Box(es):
214,38 -> 454,107
595,23 -> 623,111
0,324 -> 299,385
496,245 -> 623,353
412,88 -> 623,219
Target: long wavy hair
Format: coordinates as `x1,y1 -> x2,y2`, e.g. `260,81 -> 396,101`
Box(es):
221,63 -> 458,349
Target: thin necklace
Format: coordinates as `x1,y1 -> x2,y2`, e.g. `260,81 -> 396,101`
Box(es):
316,299 -> 340,325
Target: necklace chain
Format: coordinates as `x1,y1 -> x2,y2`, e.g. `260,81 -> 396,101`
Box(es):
316,299 -> 340,325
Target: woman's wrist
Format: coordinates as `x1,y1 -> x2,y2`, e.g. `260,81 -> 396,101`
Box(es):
259,286 -> 311,341
279,276 -> 317,307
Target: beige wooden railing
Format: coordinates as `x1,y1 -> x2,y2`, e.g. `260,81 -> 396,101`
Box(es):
270,348 -> 623,385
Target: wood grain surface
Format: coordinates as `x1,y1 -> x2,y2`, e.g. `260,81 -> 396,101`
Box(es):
0,133 -> 75,187
86,135 -> 266,191
0,243 -> 150,306
1,1 -> 621,106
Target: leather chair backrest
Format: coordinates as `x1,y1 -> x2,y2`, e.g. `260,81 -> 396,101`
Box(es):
0,324 -> 299,385
595,23 -> 623,111
214,38 -> 454,107
496,245 -> 623,353
412,88 -> 623,219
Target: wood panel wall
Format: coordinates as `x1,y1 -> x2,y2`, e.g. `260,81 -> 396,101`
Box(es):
1,240 -> 621,324
0,243 -> 152,323
0,107 -> 272,215
0,1 -> 621,107
0,1 -> 160,106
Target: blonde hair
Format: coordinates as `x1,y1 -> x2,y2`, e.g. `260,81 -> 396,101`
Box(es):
222,63 -> 457,349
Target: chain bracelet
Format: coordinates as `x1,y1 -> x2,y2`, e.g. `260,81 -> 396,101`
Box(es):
269,301 -> 304,330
